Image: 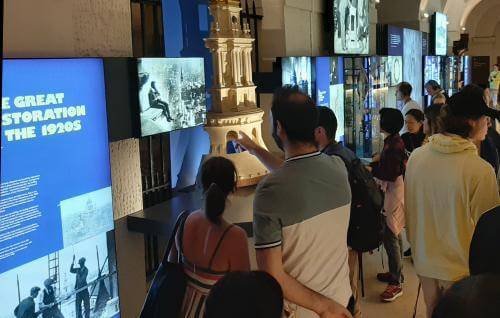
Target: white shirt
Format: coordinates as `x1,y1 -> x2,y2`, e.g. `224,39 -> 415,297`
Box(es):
400,99 -> 421,134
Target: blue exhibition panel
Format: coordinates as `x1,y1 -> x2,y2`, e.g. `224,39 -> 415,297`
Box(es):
1,58 -> 120,318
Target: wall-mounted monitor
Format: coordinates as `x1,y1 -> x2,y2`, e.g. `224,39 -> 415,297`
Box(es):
1,59 -> 120,318
403,28 -> 423,106
137,58 -> 207,137
333,0 -> 370,54
431,12 -> 448,56
281,56 -> 314,97
424,56 -> 444,95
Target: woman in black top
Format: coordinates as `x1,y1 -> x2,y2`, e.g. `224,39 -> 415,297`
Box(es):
401,109 -> 425,154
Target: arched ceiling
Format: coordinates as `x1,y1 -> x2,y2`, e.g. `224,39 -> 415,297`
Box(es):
465,0 -> 500,36
379,0 -> 499,40
420,0 -> 499,39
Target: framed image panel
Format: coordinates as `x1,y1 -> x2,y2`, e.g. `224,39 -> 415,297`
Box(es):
281,57 -> 314,97
333,0 -> 370,54
403,28 -> 423,106
137,58 -> 207,137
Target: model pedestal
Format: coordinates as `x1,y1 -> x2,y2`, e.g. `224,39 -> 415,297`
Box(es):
204,109 -> 269,187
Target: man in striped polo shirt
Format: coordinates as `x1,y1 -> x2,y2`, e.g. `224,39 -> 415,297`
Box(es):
250,87 -> 353,318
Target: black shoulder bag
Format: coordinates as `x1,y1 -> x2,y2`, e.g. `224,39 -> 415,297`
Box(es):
140,210 -> 189,318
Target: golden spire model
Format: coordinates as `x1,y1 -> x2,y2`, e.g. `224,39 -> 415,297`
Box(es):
204,0 -> 269,187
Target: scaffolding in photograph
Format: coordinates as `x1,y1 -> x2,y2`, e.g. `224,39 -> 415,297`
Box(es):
48,252 -> 61,296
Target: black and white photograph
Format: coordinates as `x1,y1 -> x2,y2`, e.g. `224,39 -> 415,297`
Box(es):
138,58 -> 207,137
60,187 -> 114,248
403,28 -> 423,106
424,56 -> 443,95
281,57 -> 313,97
369,56 -> 389,87
330,57 -> 342,85
387,56 -> 403,87
333,0 -> 370,54
0,232 -> 120,318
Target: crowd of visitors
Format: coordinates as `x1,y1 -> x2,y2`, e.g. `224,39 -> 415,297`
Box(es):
148,80 -> 500,318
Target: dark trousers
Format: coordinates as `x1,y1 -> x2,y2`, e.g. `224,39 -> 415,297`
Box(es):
151,101 -> 172,119
75,290 -> 90,318
382,219 -> 403,285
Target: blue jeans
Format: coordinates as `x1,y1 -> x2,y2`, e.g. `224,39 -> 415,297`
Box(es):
382,218 -> 403,285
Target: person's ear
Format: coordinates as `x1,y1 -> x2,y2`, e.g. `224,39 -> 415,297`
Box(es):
314,126 -> 323,137
276,121 -> 284,136
467,119 -> 478,130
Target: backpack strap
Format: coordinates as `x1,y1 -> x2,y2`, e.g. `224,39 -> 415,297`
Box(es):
208,225 -> 234,270
331,153 -> 352,172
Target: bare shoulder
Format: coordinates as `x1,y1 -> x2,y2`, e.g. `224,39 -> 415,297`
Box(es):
228,224 -> 247,240
186,209 -> 203,223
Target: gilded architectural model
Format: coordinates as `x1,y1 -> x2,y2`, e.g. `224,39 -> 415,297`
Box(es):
204,0 -> 269,187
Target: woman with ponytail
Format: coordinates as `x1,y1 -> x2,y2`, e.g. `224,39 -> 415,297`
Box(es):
170,157 -> 250,318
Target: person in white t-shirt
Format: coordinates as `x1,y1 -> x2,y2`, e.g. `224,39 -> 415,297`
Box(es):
396,82 -> 421,134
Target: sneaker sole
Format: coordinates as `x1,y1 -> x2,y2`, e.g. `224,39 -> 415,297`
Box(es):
381,291 -> 403,302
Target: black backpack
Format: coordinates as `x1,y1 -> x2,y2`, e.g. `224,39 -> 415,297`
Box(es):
336,156 -> 384,252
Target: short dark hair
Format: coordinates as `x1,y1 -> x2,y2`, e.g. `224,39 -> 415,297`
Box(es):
405,108 -> 424,122
439,104 -> 473,138
271,85 -> 318,145
432,274 -> 500,318
462,83 -> 485,97
30,287 -> 41,297
440,88 -> 485,139
204,271 -> 283,318
200,157 -> 237,224
425,80 -> 441,90
380,108 -> 404,134
398,82 -> 413,97
317,106 -> 338,140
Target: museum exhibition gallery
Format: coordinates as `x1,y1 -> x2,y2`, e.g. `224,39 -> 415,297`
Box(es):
2,0 -> 500,318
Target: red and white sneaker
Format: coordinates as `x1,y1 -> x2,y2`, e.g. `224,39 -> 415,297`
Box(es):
380,284 -> 403,302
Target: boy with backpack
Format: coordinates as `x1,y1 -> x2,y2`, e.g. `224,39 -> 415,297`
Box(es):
315,107 -> 384,315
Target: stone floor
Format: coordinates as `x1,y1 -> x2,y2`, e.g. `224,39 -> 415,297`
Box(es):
358,250 -> 427,318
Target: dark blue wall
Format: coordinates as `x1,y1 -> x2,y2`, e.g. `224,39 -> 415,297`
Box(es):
163,0 -> 213,189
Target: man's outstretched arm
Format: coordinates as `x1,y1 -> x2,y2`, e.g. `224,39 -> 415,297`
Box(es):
236,131 -> 284,172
